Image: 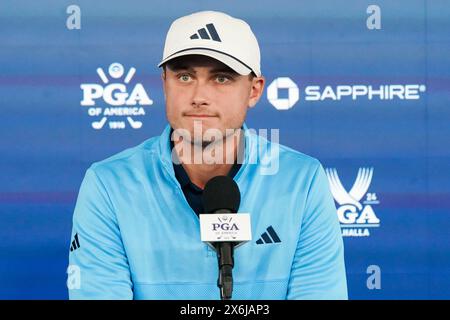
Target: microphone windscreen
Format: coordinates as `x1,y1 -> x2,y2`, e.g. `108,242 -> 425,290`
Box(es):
203,175 -> 241,213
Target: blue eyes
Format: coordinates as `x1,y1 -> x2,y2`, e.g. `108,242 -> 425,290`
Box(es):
179,74 -> 191,82
178,74 -> 231,83
216,76 -> 229,83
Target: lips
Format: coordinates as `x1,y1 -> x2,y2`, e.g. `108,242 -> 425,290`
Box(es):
184,114 -> 217,118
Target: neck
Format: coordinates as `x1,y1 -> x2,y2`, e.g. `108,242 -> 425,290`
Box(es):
173,129 -> 244,189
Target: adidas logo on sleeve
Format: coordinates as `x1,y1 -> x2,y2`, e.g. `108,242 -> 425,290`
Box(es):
70,233 -> 80,252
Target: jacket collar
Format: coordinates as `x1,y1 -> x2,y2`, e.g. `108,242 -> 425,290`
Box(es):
158,122 -> 255,183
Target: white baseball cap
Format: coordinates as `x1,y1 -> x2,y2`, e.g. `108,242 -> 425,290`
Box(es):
158,11 -> 261,77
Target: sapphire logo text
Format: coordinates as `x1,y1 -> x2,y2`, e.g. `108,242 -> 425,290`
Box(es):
267,77 -> 427,110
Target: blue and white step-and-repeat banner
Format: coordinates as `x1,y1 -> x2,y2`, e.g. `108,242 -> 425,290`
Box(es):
1,0 -> 449,299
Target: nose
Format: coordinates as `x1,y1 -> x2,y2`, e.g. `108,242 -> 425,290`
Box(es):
191,81 -> 210,108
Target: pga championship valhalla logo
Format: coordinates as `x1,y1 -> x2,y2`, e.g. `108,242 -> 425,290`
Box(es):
80,62 -> 153,130
326,167 -> 380,237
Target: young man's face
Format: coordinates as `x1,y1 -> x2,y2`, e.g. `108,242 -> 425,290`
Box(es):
162,55 -> 264,144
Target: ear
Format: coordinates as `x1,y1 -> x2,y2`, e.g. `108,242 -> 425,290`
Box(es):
161,71 -> 167,100
248,76 -> 265,108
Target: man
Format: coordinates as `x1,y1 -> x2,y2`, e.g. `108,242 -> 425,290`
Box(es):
68,10 -> 347,300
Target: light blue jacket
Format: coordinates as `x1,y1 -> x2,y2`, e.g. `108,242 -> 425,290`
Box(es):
68,124 -> 347,299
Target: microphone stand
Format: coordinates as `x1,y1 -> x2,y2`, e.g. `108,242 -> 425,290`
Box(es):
216,242 -> 234,300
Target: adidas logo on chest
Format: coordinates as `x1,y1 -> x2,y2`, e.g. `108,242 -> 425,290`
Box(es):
256,226 -> 281,245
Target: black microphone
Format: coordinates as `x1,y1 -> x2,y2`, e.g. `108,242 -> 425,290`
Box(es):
203,175 -> 241,300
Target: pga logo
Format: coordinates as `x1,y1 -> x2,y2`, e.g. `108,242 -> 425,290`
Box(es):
80,62 -> 153,130
81,63 -> 152,106
200,213 -> 252,243
326,167 -> 381,237
212,215 -> 239,232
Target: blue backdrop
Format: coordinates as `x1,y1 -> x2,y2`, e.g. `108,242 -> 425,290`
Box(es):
1,0 -> 449,299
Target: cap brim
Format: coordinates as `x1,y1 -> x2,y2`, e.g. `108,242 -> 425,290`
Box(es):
157,48 -> 254,76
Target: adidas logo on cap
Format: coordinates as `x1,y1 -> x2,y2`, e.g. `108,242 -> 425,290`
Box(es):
190,23 -> 221,42
158,11 -> 261,77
